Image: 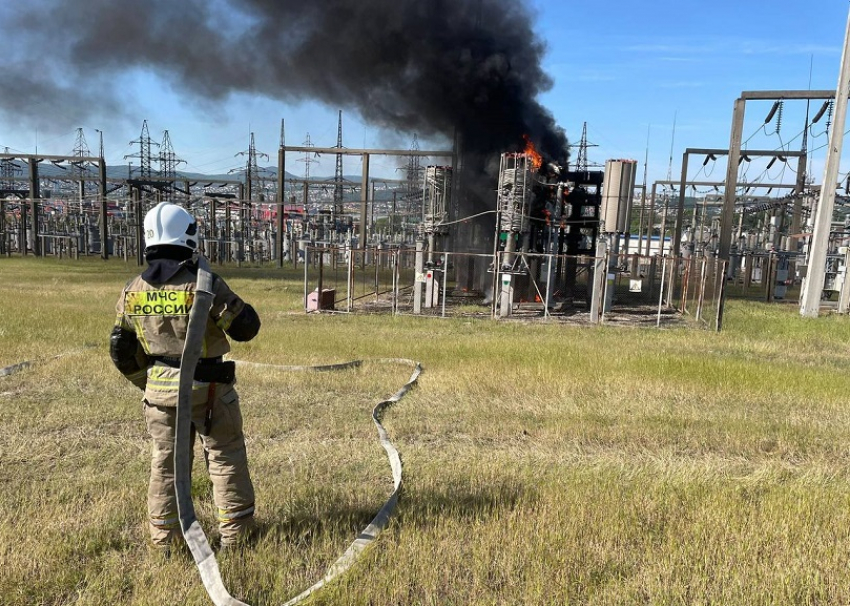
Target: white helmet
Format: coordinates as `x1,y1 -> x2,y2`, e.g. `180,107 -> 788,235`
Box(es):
143,202 -> 198,250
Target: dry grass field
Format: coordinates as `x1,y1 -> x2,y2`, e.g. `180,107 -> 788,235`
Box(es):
2,257 -> 850,605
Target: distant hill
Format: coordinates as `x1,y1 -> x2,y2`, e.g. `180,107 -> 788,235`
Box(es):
30,162 -> 373,185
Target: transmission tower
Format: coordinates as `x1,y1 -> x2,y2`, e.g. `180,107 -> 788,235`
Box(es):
124,120 -> 159,182
235,132 -> 269,201
333,111 -> 344,219
72,127 -> 92,199
298,133 -> 318,182
404,134 -> 424,225
1,147 -> 22,193
571,122 -> 598,172
158,130 -> 185,192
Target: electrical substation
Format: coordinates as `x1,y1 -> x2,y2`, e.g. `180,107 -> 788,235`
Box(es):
4,86 -> 850,330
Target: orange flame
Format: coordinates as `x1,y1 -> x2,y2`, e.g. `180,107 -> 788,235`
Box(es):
522,134 -> 543,171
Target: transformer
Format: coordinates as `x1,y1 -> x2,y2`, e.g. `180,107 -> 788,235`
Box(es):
414,166 -> 454,312
600,159 -> 638,234
495,152 -> 537,316
497,153 -> 533,235
422,166 -> 452,236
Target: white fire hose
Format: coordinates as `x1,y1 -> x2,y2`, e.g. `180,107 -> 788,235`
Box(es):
1,258 -> 421,606
176,255 -> 421,606
175,255 -> 244,605
238,357 -> 420,606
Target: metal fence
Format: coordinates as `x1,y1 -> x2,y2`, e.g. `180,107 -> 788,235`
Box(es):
302,244 -> 727,330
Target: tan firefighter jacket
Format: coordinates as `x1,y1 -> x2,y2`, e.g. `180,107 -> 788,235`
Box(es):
114,263 -> 248,407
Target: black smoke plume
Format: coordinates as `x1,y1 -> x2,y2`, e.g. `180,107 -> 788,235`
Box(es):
3,0 -> 567,163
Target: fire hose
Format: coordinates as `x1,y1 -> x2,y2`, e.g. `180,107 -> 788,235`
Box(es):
177,255 -> 421,606
1,259 -> 420,605
0,348 -> 93,378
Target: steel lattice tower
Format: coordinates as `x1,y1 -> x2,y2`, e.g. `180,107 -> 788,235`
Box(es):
235,132 -> 268,201
124,120 -> 159,181
574,122 -> 589,172
333,110 -> 344,219
405,134 -> 424,225
158,130 -> 185,191
298,133 -> 317,181
1,147 -> 21,192
71,128 -> 91,199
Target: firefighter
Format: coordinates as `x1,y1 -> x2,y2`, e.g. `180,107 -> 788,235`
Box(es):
110,201 -> 261,553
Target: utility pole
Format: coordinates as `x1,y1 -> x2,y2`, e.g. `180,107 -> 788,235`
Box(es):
276,119 -> 286,268
72,127 -> 91,204
235,132 -> 268,204
570,122 -> 597,173
404,134 -> 424,229
234,132 -> 268,263
333,111 -> 344,220
124,120 -> 158,183
158,130 -> 185,196
94,129 -> 108,260
801,7 -> 850,317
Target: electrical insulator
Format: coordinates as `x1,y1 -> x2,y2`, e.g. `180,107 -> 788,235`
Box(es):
812,100 -> 831,124
764,101 -> 780,124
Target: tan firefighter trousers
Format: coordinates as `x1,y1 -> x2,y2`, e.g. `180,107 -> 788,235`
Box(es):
143,384 -> 256,547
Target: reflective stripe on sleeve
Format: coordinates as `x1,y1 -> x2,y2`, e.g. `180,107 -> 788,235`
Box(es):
215,310 -> 236,332
126,368 -> 147,382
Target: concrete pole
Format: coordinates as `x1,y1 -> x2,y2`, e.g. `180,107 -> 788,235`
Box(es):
28,158 -> 40,256
720,98 -> 747,261
801,8 -> 850,317
604,233 -> 619,312
790,151 -> 808,240
839,247 -> 850,313
658,193 -> 669,254
644,182 -> 658,256
133,187 -> 144,266
672,153 -> 689,259
633,184 -> 645,256
99,158 -> 108,260
413,240 -> 424,314
0,197 -> 5,255
237,183 -> 245,264
276,146 -> 285,268
589,239 -> 607,323
225,194 -> 232,263
359,152 -> 370,251
207,197 -> 217,263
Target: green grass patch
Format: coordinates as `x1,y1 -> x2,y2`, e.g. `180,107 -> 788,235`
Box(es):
2,257 -> 850,605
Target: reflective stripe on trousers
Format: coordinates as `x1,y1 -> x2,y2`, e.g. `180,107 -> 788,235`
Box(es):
143,384 -> 255,546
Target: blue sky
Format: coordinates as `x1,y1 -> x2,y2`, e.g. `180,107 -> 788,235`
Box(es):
2,1 -> 849,191
538,1 -> 850,191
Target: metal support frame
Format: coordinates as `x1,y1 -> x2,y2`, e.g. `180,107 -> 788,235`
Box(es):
648,178 -> 798,259
282,145 -> 454,257
678,148 -> 804,260
719,90 -> 835,261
